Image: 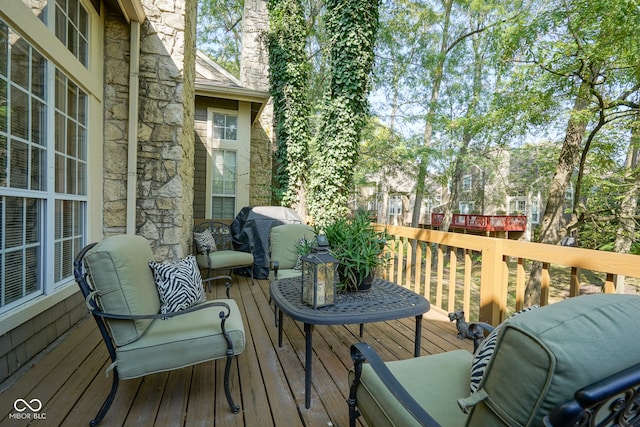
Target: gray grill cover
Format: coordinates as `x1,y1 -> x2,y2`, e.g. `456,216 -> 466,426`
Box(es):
231,206 -> 304,279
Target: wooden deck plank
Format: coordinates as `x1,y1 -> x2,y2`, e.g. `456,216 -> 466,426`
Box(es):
0,274 -> 469,427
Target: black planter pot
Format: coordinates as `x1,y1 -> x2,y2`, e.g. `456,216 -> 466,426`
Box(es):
347,272 -> 374,292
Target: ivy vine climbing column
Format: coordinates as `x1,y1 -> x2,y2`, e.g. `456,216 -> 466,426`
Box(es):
308,0 -> 380,227
266,0 -> 311,214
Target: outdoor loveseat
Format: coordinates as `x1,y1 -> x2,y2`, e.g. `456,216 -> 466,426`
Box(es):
348,293 -> 640,426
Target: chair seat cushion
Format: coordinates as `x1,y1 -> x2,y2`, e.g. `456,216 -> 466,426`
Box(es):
196,250 -> 254,270
268,268 -> 302,282
350,349 -> 472,427
115,298 -> 246,379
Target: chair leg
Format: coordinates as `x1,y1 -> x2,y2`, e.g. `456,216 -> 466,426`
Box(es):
223,353 -> 240,413
90,369 -> 119,426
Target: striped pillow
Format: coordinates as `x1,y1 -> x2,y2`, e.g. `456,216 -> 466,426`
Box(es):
149,255 -> 206,316
469,305 -> 539,393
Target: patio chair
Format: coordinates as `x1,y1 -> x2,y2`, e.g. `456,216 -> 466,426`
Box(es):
348,293 -> 640,427
193,220 -> 255,286
268,223 -> 317,282
73,235 -> 246,426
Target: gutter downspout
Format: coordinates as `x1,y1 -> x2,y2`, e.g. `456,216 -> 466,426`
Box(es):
126,21 -> 141,234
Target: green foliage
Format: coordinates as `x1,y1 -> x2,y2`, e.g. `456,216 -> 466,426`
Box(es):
308,0 -> 380,227
323,209 -> 389,290
266,0 -> 311,207
196,0 -> 244,77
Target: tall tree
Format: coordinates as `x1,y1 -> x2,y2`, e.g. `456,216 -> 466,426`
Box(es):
507,0 -> 640,305
267,0 -> 311,216
307,0 -> 380,227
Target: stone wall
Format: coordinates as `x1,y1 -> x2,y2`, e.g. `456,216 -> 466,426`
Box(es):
241,0 -> 275,207
103,0 -> 196,260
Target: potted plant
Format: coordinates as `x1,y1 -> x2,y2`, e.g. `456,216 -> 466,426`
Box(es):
323,209 -> 389,292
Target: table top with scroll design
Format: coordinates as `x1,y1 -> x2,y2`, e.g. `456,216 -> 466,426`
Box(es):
270,276 -> 430,326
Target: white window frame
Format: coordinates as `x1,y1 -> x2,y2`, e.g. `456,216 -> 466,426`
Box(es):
459,202 -> 474,214
389,194 -> 402,216
205,107 -> 246,219
462,174 -> 472,192
0,1 -> 101,321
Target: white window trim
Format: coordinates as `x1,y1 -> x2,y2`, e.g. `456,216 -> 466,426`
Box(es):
205,105 -> 250,217
0,1 -> 103,323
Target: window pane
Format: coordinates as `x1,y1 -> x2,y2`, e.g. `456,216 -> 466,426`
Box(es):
10,37 -> 29,90
0,81 -> 7,133
31,146 -> 45,191
11,87 -> 28,139
10,140 -> 28,189
0,22 -> 7,78
31,49 -> 46,98
0,136 -> 6,186
32,98 -> 46,146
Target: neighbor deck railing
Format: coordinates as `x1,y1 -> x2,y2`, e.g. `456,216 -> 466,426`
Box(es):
377,224 -> 640,325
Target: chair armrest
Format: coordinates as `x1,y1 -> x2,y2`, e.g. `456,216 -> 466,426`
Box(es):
468,322 -> 495,352
543,362 -> 640,426
272,260 -> 280,279
349,342 -> 441,427
85,292 -> 232,321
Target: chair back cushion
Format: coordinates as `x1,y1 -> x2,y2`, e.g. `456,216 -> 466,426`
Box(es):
85,235 -> 161,346
270,224 -> 316,270
467,294 -> 640,426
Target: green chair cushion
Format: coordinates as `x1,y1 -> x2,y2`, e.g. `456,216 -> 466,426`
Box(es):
115,298 -> 246,379
196,250 -> 254,270
268,268 -> 302,282
269,224 -> 316,271
350,349 -> 473,427
467,294 -> 640,426
85,235 -> 160,346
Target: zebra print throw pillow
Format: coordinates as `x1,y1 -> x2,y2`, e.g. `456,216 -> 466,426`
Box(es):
194,229 -> 217,254
149,255 -> 207,316
469,305 -> 539,393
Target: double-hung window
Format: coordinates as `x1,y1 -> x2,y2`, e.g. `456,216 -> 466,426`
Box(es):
209,110 -> 238,219
1,0 -> 92,314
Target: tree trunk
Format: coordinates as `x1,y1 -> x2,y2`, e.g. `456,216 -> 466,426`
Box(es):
411,0 -> 453,228
613,117 -> 640,293
524,80 -> 592,306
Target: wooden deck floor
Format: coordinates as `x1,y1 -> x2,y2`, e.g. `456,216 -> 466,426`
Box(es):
0,275 -> 472,427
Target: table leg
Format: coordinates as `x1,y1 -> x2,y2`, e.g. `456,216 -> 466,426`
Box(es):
359,323 -> 364,337
414,315 -> 423,357
278,309 -> 284,348
304,323 -> 314,408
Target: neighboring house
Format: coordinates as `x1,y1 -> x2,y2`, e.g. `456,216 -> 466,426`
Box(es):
363,146 -> 574,241
0,0 -> 273,383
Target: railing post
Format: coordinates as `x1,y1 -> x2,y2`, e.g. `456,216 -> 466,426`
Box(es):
479,238 -> 505,325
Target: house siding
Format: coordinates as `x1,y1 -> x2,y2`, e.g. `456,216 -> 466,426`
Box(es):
0,292 -> 86,384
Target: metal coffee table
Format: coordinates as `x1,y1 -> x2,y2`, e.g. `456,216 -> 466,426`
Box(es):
270,276 -> 430,408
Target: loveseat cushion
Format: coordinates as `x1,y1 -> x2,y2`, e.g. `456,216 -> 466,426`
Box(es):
467,294 -> 640,426
350,349 -> 473,427
114,299 -> 246,379
85,235 -> 161,346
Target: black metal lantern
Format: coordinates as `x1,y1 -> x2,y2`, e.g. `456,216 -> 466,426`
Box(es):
301,235 -> 338,308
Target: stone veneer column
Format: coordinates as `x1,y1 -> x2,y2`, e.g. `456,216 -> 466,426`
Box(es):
136,0 -> 196,260
241,0 -> 274,206
102,0 -> 196,260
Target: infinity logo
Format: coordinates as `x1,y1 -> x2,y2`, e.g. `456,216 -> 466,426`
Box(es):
13,398 -> 43,412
